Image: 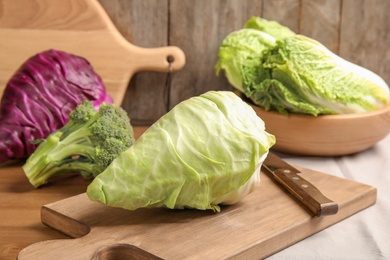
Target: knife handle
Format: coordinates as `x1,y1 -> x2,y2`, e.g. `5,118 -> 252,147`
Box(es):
272,168 -> 339,216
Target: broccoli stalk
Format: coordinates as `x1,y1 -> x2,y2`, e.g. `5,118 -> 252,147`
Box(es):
22,101 -> 134,188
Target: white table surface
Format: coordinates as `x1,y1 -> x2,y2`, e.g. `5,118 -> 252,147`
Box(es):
267,133 -> 390,260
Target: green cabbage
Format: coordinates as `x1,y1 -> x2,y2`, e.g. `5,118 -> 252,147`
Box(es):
244,16 -> 296,40
87,91 -> 275,212
215,29 -> 276,92
215,17 -> 295,93
216,17 -> 390,115
247,35 -> 390,115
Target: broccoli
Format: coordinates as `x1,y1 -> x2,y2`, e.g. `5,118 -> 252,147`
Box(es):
22,101 -> 135,188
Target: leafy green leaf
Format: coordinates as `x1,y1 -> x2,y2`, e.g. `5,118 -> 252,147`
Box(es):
87,91 -> 275,212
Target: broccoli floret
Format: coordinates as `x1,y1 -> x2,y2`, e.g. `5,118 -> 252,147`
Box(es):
22,101 -> 134,188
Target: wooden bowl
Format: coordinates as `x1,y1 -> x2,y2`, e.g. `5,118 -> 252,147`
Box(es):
237,92 -> 390,156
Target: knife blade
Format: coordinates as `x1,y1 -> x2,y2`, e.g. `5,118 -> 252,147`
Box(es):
262,152 -> 339,217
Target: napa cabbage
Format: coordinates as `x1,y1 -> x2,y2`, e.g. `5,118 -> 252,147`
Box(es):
215,29 -> 276,93
246,35 -> 390,115
216,17 -> 390,115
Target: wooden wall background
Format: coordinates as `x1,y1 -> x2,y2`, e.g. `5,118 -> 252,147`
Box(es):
98,0 -> 390,124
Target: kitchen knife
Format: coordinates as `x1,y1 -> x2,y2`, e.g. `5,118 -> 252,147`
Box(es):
262,152 -> 339,217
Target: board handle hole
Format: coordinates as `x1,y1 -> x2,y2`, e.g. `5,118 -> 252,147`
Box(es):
92,243 -> 162,260
166,55 -> 174,63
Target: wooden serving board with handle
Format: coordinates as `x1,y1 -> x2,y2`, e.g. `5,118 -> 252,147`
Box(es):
18,165 -> 376,259
0,0 -> 185,105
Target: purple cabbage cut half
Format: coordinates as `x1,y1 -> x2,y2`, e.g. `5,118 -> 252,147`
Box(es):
0,49 -> 113,163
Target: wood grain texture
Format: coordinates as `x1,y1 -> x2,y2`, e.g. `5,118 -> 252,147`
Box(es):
97,0 -> 170,124
339,0 -> 390,84
99,0 -> 388,122
1,0 -> 389,123
168,0 -> 262,108
0,0 -> 185,107
0,162 -> 91,260
301,0 -> 341,52
18,165 -> 376,259
0,0 -> 105,30
262,0 -> 301,32
0,126 -> 148,260
243,92 -> 390,156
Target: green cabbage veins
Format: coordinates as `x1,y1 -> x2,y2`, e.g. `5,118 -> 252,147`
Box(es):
215,29 -> 276,92
246,35 -> 390,115
87,91 -> 275,212
216,17 -> 390,115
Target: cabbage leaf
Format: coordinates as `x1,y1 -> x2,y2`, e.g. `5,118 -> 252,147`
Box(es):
0,49 -> 113,163
215,29 -> 276,92
87,91 -> 275,212
246,35 -> 390,115
244,16 -> 296,40
216,17 -> 390,115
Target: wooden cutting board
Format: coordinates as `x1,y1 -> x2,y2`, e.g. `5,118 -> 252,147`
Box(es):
0,0 -> 185,105
18,165 -> 376,259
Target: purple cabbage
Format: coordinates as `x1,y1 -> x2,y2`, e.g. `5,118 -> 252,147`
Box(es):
0,49 -> 113,163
